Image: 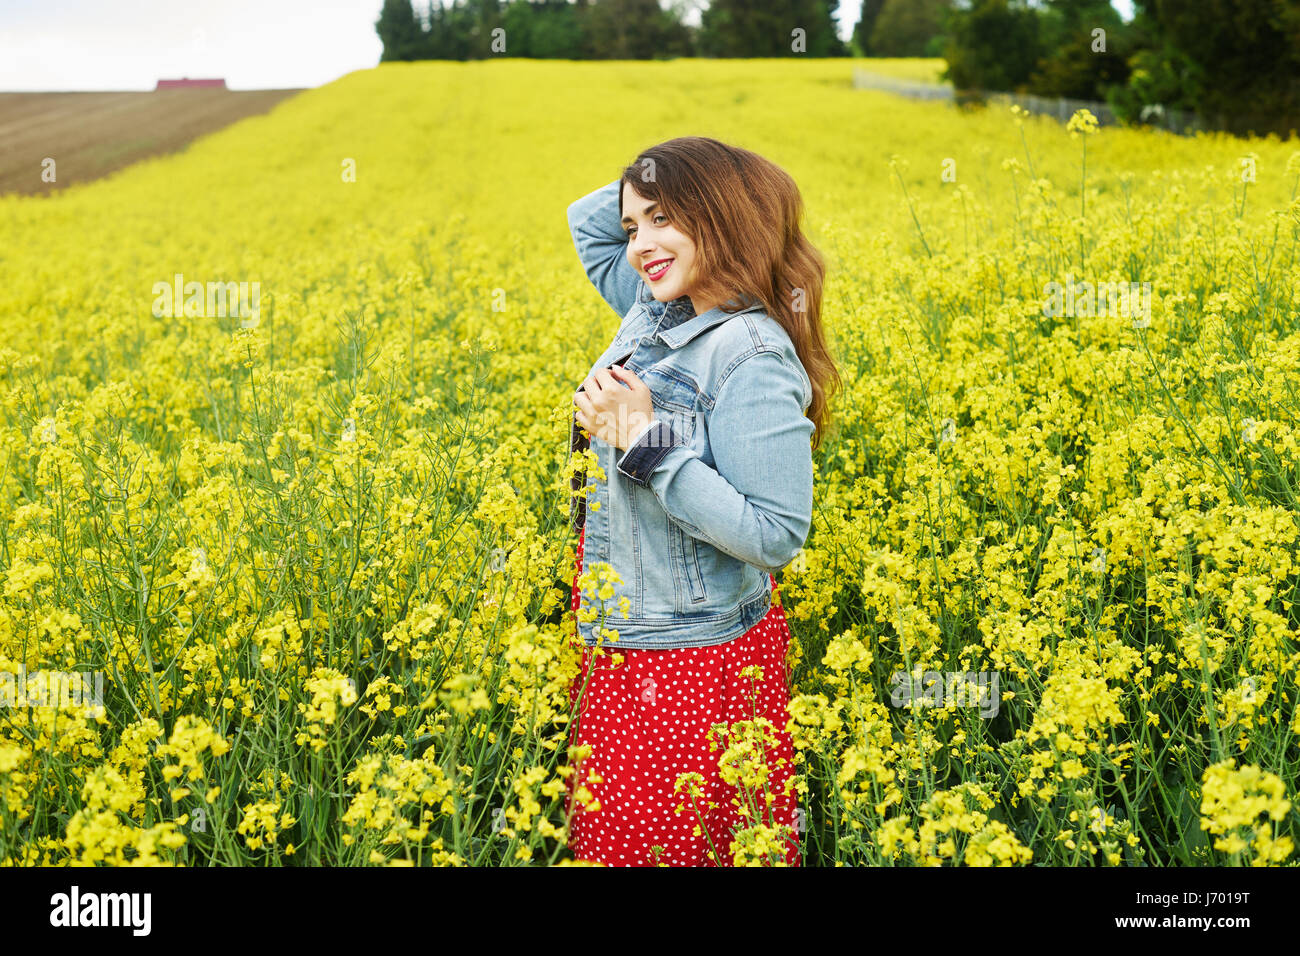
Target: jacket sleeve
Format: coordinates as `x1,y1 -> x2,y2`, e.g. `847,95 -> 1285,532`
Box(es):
567,178 -> 643,320
616,348 -> 814,574
624,416 -> 659,449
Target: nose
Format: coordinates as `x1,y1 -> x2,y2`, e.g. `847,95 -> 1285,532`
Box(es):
630,233 -> 657,262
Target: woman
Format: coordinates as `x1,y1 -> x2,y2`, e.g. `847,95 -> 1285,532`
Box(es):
562,136 -> 839,867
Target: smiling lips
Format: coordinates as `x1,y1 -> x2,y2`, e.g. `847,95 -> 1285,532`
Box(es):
644,258 -> 674,282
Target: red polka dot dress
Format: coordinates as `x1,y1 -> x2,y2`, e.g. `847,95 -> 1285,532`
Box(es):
563,525 -> 803,867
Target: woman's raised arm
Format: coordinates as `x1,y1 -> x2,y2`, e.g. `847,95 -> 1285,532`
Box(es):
567,178 -> 643,320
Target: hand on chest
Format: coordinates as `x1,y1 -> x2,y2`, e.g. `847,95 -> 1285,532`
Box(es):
575,331 -> 703,451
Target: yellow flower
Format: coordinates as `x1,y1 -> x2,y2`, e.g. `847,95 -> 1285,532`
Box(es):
1066,108 -> 1099,135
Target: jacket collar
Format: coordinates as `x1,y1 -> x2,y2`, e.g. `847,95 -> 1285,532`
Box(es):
638,282 -> 765,349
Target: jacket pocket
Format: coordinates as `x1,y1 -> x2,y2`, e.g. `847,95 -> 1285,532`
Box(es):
671,522 -> 708,604
638,365 -> 699,443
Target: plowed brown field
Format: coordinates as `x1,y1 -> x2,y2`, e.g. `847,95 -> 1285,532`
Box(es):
0,88 -> 303,196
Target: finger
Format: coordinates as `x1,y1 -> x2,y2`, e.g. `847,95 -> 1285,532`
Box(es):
595,369 -> 631,395
607,365 -> 638,389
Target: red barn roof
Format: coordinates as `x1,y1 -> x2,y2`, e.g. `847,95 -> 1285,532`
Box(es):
155,78 -> 227,90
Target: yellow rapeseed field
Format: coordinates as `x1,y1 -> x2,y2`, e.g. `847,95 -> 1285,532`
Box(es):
1,58 -> 1298,866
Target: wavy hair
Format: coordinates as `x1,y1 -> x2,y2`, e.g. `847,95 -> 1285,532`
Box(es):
618,136 -> 840,451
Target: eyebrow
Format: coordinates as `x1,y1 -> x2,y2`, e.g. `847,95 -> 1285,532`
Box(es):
620,201 -> 659,225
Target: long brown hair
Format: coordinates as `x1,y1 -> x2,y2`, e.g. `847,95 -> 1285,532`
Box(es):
619,136 -> 840,451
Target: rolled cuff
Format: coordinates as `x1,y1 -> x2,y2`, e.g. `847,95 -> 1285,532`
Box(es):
616,420 -> 683,485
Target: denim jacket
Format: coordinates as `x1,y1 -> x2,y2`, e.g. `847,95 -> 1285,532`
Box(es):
566,179 -> 814,650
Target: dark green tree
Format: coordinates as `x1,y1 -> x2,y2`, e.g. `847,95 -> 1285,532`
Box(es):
422,0 -> 472,59
1132,0 -> 1300,135
501,0 -> 586,58
410,0 -> 507,59
852,0 -> 886,55
376,0 -> 428,61
698,0 -> 848,57
1027,0 -> 1131,100
870,0 -> 951,57
941,0 -> 1043,93
1102,7 -> 1201,127
460,0 -> 507,57
579,0 -> 693,58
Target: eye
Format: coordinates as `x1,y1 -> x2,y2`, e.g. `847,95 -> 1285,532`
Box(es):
625,214 -> 668,238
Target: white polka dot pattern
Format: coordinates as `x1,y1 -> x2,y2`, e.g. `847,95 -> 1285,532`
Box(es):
563,526 -> 803,867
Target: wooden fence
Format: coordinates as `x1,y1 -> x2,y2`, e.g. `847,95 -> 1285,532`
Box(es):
852,68 -> 1205,136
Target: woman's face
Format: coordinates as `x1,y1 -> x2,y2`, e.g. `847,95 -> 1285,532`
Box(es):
622,181 -> 713,313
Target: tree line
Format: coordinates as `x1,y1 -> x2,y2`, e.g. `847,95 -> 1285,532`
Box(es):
375,0 -> 847,60
376,0 -> 1300,137
937,0 -> 1300,137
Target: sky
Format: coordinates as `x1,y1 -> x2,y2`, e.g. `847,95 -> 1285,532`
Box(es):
0,0 -> 1138,92
0,0 -> 385,91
